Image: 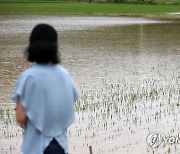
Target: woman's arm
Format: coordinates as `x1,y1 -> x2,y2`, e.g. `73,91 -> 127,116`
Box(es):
16,100 -> 27,128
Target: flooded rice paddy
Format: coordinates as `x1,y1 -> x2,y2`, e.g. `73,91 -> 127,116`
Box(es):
0,16 -> 180,154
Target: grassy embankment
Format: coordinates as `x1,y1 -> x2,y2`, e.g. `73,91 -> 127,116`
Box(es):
0,1 -> 179,18
0,0 -> 179,4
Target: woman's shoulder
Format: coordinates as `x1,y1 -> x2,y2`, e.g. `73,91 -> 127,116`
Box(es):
20,64 -> 71,80
21,66 -> 35,76
19,65 -> 39,81
57,65 -> 70,76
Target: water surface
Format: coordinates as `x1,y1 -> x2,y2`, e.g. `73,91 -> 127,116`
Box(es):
0,16 -> 180,154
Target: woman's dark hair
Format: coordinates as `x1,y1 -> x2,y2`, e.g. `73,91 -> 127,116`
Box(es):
25,24 -> 60,64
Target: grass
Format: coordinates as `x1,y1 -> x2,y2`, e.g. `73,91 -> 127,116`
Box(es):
155,0 -> 179,2
0,2 -> 179,16
0,0 -> 179,3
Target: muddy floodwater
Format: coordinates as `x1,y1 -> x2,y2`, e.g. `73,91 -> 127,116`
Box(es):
0,16 -> 180,154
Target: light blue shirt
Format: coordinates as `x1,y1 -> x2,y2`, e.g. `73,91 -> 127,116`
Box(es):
13,64 -> 80,154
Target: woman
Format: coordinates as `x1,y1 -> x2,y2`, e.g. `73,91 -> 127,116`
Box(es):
13,24 -> 80,154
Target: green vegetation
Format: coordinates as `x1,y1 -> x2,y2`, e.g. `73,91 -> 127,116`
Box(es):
0,0 -> 179,4
0,2 -> 179,16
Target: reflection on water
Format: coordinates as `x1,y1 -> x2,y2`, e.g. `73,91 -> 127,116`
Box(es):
0,16 -> 180,154
0,16 -> 167,35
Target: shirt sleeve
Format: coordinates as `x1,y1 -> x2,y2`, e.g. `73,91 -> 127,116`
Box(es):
71,78 -> 80,102
12,73 -> 35,109
12,73 -> 26,104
